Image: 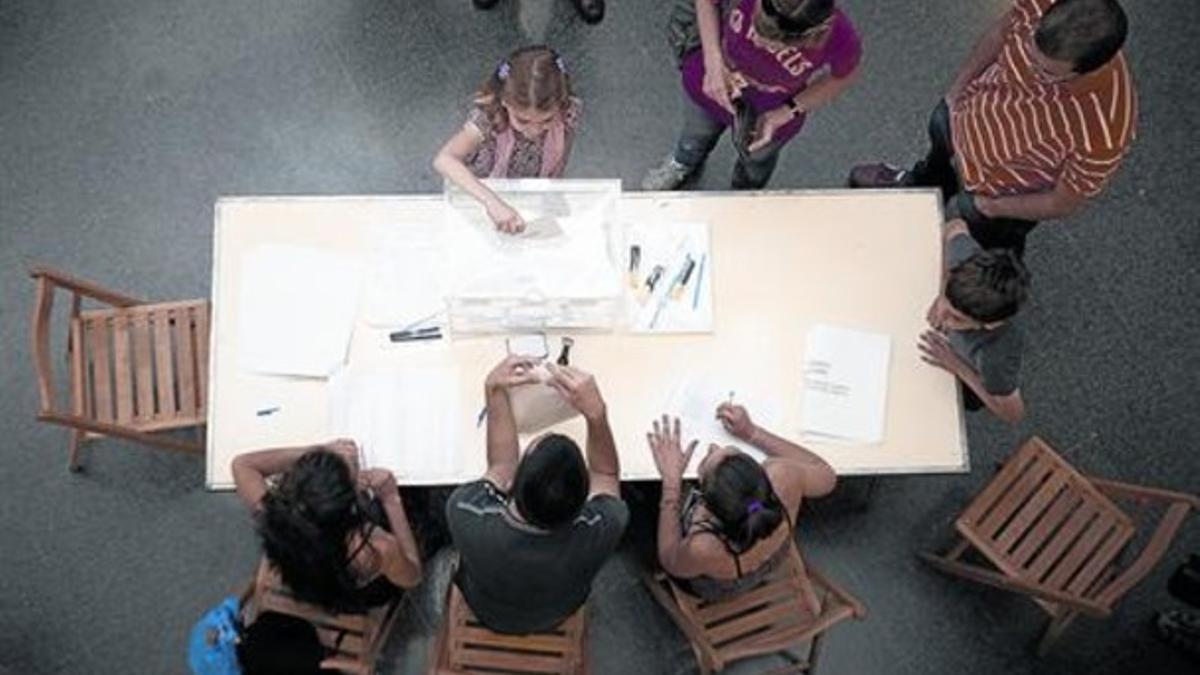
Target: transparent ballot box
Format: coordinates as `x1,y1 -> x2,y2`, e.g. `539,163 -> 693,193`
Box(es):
443,179 -> 624,334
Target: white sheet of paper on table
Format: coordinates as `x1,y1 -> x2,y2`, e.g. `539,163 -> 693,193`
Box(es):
361,222 -> 449,329
328,364 -> 464,482
663,375 -> 782,473
236,244 -> 363,378
625,221 -> 712,333
800,324 -> 892,445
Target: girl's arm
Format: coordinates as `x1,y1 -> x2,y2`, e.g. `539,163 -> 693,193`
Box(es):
717,405 -> 837,500
432,125 -> 524,233
231,445 -> 316,511
696,0 -> 734,113
789,61 -> 860,115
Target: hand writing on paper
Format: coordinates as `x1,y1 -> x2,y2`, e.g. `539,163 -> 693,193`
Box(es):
485,355 -> 542,393
485,198 -> 526,234
716,403 -> 756,443
918,330 -> 968,377
545,363 -> 607,422
647,415 -> 698,484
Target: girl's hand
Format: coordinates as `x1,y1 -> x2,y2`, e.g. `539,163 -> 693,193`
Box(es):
702,59 -> 736,114
360,468 -> 399,497
327,438 -> 360,475
647,415 -> 698,484
485,355 -> 541,393
485,198 -> 526,234
747,106 -> 794,153
716,404 -> 756,443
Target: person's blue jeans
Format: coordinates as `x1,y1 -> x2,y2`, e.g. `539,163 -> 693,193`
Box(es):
672,91 -> 787,190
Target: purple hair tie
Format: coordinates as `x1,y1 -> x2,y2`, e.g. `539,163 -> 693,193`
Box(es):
497,61 -> 511,80
746,500 -> 765,515
555,55 -> 567,73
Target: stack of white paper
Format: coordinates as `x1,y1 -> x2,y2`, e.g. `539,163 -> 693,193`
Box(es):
800,325 -> 891,445
361,222 -> 448,329
328,364 -> 464,483
237,244 -> 363,378
663,375 -> 783,472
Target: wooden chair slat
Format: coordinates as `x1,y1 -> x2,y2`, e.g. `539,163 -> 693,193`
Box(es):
1066,524 -> 1134,598
88,317 -> 114,423
455,626 -> 572,654
130,311 -> 155,420
1044,514 -> 1125,591
707,601 -> 800,646
112,314 -> 135,423
1027,501 -> 1100,581
994,470 -> 1072,555
152,310 -> 176,417
173,308 -> 197,417
975,453 -> 1057,540
69,318 -> 88,418
194,303 -> 210,414
960,441 -> 1041,526
696,580 -> 804,626
1008,489 -> 1081,569
451,648 -> 569,674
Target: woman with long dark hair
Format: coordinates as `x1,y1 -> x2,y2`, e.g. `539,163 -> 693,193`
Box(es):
232,439 -> 422,612
645,406 -> 836,600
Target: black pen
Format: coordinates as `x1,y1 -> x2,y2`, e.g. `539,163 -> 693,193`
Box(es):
389,326 -> 442,342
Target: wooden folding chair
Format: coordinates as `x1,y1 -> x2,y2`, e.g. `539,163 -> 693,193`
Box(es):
29,265 -> 210,470
921,436 -> 1200,654
431,581 -> 590,674
643,542 -> 866,674
247,558 -> 403,675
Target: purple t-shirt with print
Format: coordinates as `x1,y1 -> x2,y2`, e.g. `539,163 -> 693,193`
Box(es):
681,0 -> 861,144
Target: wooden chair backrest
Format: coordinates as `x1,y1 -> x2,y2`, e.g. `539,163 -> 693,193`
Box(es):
668,543 -> 864,669
250,559 -> 398,675
71,302 -> 209,429
29,266 -> 210,454
956,437 -> 1136,605
435,583 -> 588,675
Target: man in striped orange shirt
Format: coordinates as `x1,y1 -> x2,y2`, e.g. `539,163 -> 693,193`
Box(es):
850,0 -> 1136,255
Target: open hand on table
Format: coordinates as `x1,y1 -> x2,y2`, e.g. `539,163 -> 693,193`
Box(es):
918,329 -> 967,377
647,415 -> 698,484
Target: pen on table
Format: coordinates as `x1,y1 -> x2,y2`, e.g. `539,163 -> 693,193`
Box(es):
692,254 -> 706,310
727,391 -> 736,405
476,406 -> 488,427
256,406 -> 280,417
669,254 -> 697,301
389,326 -> 443,342
627,245 -> 641,290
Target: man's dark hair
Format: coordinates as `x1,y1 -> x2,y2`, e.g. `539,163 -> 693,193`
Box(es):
1035,0 -> 1128,74
945,249 -> 1031,324
512,434 -> 589,530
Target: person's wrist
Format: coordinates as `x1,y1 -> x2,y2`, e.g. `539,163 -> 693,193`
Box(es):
785,98 -> 803,119
583,403 -> 607,423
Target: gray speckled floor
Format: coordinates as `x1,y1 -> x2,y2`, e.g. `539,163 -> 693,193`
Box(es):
1,1 -> 1197,673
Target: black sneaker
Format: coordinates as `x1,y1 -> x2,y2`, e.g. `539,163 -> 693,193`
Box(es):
572,0 -> 605,24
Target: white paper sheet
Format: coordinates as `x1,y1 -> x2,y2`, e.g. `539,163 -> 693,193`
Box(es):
236,244 -> 363,377
800,325 -> 892,445
361,222 -> 448,329
625,221 -> 713,333
328,364 -> 464,482
663,375 -> 784,472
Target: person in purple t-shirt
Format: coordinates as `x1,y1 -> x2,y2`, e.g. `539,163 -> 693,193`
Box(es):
643,0 -> 862,191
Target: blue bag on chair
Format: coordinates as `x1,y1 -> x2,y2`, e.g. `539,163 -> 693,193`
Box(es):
187,595 -> 243,675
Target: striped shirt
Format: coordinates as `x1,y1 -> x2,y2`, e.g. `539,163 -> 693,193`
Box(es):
950,0 -> 1137,198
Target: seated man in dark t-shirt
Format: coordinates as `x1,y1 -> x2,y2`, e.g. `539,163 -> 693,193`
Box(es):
446,355 -> 629,634
918,218 -> 1031,424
